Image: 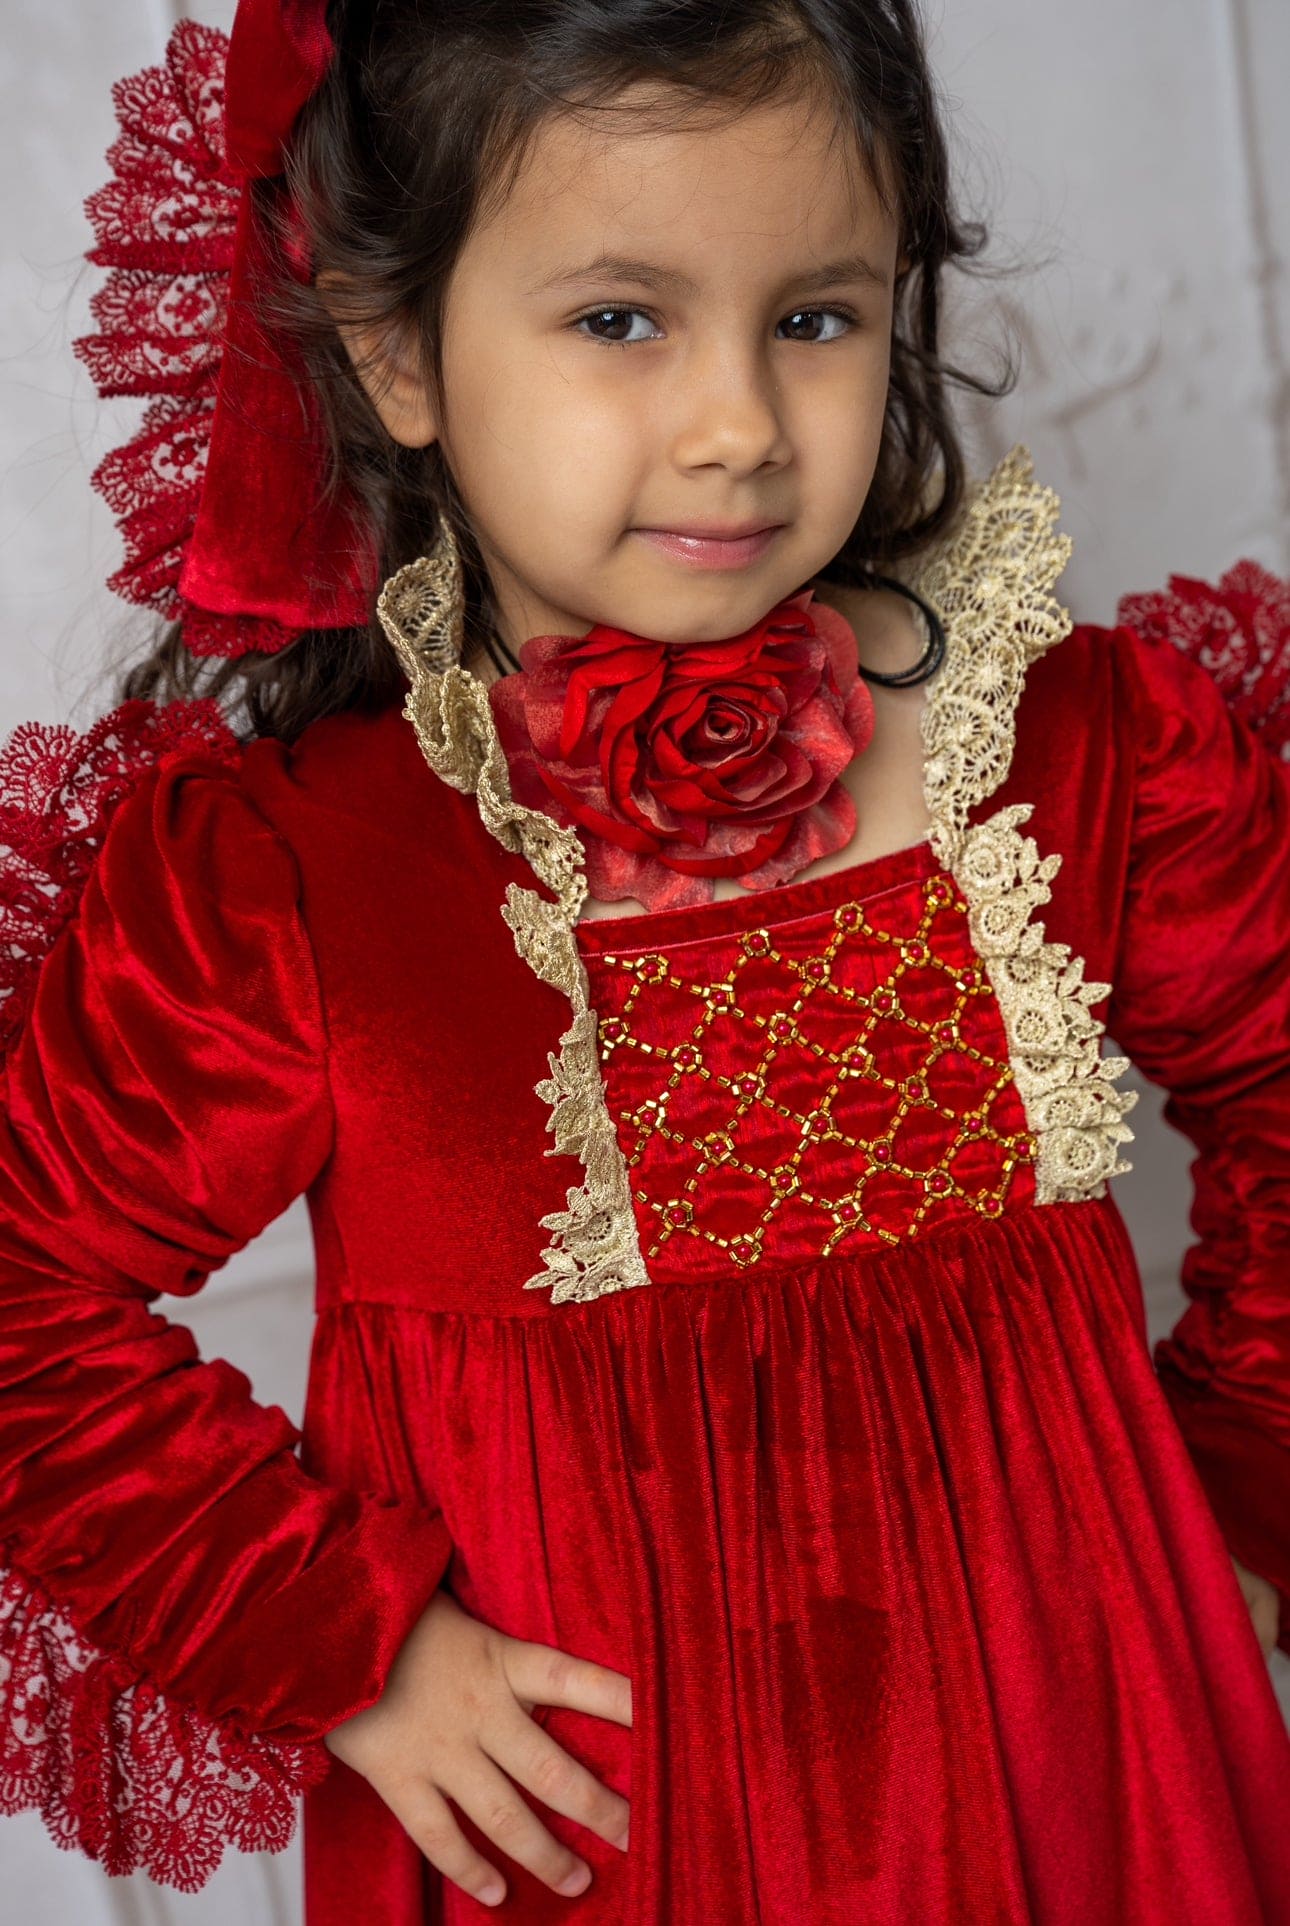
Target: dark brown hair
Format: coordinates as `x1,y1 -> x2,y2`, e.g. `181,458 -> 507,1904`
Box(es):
113,0 -> 1016,743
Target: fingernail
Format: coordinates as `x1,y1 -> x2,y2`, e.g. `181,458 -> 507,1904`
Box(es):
615,1824 -> 630,1851
480,1881 -> 505,1906
558,1863 -> 591,1895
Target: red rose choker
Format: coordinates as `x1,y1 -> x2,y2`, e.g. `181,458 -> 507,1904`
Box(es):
488,588 -> 882,914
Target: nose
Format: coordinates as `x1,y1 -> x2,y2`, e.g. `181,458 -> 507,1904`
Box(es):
667,333 -> 790,473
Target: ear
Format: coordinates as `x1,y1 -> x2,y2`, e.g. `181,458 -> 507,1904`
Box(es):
316,272 -> 438,448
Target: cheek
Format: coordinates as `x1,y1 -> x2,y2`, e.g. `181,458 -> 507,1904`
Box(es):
441,342 -> 625,528
796,354 -> 888,517
835,329 -> 893,435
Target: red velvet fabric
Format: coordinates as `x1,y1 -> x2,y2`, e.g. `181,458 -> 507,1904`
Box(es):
1,615 -> 1290,1917
223,0 -> 333,180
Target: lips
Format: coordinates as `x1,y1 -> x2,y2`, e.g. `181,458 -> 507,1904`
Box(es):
634,526 -> 785,571
641,523 -> 784,540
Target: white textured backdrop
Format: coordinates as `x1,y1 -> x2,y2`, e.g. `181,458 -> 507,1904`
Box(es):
1,1 -> 1287,1918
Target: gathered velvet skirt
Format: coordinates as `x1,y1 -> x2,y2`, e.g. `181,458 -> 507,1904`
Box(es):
298,1194 -> 1290,1924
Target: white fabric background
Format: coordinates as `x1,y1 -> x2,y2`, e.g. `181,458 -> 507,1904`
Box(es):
1,0 -> 1287,1917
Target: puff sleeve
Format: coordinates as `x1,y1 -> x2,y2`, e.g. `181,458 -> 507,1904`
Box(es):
0,718 -> 454,1888
1101,620 -> 1290,1660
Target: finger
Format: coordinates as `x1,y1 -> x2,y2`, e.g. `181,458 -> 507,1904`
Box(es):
381,1775 -> 511,1910
504,1639 -> 634,1729
1252,1593 -> 1279,1657
448,1747 -> 595,1899
481,1701 -> 631,1850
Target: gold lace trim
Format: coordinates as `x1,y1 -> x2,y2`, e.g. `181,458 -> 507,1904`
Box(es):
378,443 -> 1135,1300
497,886 -> 650,1299
378,560 -> 648,1302
908,445 -> 1136,1201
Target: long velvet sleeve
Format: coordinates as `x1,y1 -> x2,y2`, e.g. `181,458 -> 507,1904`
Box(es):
0,735 -> 454,1887
1102,624 -> 1290,1659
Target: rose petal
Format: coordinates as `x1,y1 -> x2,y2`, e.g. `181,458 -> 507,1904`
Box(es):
656,815 -> 793,876
734,779 -> 859,889
536,761 -> 664,854
842,675 -> 876,756
807,597 -> 863,697
583,836 -> 716,910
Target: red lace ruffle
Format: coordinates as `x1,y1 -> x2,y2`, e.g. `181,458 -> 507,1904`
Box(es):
1117,559 -> 1290,757
0,1558 -> 330,1891
0,696 -> 240,1059
72,21 -> 299,660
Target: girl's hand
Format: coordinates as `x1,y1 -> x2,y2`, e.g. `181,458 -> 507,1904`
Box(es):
1231,1555 -> 1281,1659
322,1586 -> 632,1909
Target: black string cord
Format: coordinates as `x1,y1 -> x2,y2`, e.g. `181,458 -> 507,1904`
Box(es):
849,572 -> 947,688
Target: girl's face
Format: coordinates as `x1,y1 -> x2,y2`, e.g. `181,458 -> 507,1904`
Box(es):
357,83 -> 903,655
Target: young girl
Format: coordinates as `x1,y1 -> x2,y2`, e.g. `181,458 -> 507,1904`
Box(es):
2,1 -> 1289,1921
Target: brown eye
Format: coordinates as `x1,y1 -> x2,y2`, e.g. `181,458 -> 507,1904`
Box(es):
573,307 -> 659,345
778,308 -> 854,343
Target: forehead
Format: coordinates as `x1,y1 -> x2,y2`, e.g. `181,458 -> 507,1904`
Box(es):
470,82 -> 897,282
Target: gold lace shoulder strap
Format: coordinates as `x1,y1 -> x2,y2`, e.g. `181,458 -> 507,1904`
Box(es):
907,442 -> 1075,860
902,446 -> 1137,1203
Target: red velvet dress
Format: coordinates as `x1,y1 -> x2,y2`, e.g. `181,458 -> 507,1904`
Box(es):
2,451 -> 1290,1922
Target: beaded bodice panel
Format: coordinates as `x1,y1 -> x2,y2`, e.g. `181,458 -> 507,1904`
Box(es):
575,849 -> 1038,1287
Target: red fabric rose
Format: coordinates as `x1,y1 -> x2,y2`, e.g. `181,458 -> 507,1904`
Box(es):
489,589 -> 875,911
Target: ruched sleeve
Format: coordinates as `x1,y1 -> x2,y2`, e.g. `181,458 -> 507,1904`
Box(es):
0,728 -> 454,1888
1102,622 -> 1290,1659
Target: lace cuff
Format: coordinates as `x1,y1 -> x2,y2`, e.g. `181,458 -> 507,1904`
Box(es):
0,1559 -> 330,1891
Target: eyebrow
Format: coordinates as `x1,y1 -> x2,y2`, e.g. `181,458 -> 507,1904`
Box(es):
526,250 -> 890,297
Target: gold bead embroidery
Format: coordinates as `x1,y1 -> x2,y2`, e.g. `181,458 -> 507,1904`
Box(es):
593,872 -> 1034,1267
